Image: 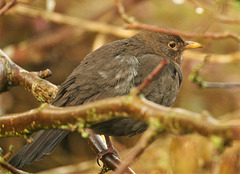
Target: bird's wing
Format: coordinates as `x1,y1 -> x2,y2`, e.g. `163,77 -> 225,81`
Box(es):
91,54 -> 183,136
9,39 -> 141,168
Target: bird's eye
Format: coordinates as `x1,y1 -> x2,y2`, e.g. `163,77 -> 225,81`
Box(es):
168,41 -> 176,49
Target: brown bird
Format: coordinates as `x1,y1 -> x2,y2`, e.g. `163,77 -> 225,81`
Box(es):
9,30 -> 201,168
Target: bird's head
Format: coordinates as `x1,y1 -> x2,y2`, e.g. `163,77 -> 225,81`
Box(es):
135,30 -> 202,64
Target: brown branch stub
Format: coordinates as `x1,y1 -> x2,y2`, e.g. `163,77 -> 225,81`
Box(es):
0,49 -> 58,103
31,69 -> 52,79
0,0 -> 16,16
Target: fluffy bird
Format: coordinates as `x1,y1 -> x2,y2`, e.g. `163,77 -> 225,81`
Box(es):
10,30 -> 201,168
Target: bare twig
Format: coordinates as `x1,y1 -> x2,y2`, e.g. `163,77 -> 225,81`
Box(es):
10,4 -> 137,38
137,60 -> 167,93
115,0 -> 136,24
115,0 -> 240,42
126,22 -> 240,41
0,146 -> 27,174
189,0 -> 240,25
189,55 -> 240,88
2,145 -> 13,161
0,0 -> 16,16
115,128 -> 157,174
0,161 -> 28,174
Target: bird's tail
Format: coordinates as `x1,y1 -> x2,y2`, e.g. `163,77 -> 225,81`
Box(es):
9,130 -> 69,169
91,117 -> 148,137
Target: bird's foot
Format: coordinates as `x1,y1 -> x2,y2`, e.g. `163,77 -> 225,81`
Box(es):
97,145 -> 119,166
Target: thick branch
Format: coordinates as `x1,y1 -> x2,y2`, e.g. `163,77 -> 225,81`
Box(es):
1,95 -> 240,143
0,49 -> 58,103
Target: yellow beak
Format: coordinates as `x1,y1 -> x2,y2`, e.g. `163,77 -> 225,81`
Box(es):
184,41 -> 202,49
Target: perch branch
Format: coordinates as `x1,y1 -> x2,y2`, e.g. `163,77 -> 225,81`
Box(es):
1,95 -> 240,142
85,129 -> 134,174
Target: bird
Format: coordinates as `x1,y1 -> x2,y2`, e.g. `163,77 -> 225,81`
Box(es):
9,30 -> 201,168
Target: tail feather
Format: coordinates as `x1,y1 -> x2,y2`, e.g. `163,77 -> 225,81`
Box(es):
91,117 -> 148,137
9,130 -> 68,169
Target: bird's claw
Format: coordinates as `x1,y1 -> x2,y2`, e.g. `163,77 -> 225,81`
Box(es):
97,147 -> 119,166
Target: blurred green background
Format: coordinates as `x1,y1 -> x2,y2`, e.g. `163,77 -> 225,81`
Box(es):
0,0 -> 240,173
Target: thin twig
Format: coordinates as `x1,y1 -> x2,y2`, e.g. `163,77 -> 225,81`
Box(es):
0,161 -> 27,174
115,0 -> 136,24
115,128 -> 157,174
189,55 -> 240,88
2,146 -> 13,161
137,60 -> 167,93
115,0 -> 240,42
10,4 -> 137,38
0,0 -> 16,16
0,146 -> 27,174
126,22 -> 240,41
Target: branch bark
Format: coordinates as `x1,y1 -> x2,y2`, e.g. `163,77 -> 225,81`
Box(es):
0,49 -> 58,103
1,94 -> 240,143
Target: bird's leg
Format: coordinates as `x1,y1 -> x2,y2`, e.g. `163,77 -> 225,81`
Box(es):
105,135 -> 118,156
97,135 -> 119,165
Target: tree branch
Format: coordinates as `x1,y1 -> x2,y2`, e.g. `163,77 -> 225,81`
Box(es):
115,0 -> 240,41
1,94 -> 240,142
0,0 -> 16,16
189,55 -> 240,88
9,4 -> 137,38
0,49 -> 58,103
